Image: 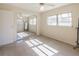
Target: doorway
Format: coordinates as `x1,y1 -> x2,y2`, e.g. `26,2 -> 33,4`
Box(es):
16,14 -> 37,41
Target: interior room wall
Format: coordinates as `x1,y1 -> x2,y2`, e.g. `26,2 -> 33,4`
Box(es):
40,4 -> 79,46
0,10 -> 17,46
36,14 -> 41,35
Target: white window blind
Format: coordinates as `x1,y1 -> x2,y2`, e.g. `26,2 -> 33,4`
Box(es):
47,15 -> 57,26
58,13 -> 72,26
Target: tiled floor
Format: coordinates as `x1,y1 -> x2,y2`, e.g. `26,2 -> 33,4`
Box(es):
0,32 -> 79,56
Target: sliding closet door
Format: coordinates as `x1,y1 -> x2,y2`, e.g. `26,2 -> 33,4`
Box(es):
29,16 -> 37,33
17,19 -> 24,32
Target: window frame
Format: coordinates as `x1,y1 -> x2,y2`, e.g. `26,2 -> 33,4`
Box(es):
57,12 -> 72,27
47,15 -> 58,26
47,12 -> 72,27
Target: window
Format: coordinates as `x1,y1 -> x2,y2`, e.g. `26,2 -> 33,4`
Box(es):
58,13 -> 72,26
47,15 -> 57,25
29,17 -> 36,25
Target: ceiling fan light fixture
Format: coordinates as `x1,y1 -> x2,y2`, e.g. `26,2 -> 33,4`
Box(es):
40,3 -> 44,5
40,5 -> 44,11
40,3 -> 44,11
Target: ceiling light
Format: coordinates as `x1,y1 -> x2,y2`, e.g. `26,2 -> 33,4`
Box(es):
40,3 -> 44,11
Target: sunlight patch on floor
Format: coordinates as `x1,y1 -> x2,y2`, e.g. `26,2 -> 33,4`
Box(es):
37,45 -> 55,56
17,32 -> 29,39
25,41 -> 34,47
30,40 -> 39,45
25,39 -> 58,56
32,47 -> 46,56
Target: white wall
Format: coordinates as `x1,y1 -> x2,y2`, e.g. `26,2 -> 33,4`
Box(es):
36,14 -> 41,35
0,10 -> 17,46
40,4 -> 79,46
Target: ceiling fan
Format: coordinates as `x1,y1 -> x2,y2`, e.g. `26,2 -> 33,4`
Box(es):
40,3 -> 54,11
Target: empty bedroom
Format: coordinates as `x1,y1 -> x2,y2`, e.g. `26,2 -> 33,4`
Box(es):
0,3 -> 79,56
